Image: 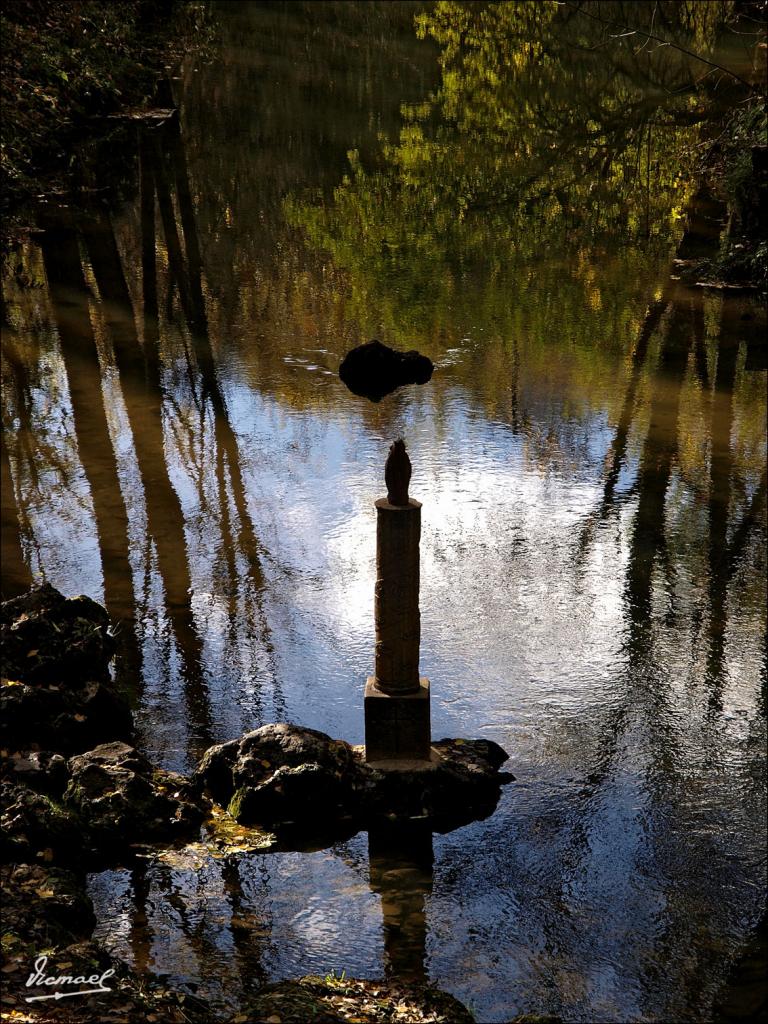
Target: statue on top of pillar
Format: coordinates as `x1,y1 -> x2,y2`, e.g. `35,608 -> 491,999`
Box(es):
385,438 -> 411,506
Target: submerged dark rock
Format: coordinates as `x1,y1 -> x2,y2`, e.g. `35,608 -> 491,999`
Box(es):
339,339 -> 434,401
193,723 -> 511,830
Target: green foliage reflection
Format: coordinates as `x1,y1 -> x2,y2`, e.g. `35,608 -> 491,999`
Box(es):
286,1 -> 743,342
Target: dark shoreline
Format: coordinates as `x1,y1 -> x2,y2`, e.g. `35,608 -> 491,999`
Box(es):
0,0 -> 210,249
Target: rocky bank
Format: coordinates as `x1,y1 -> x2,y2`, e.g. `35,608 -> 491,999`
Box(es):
0,585 -> 533,1023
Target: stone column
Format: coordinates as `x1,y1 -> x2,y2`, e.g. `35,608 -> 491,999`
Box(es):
365,440 -> 431,762
374,498 -> 421,693
368,822 -> 433,983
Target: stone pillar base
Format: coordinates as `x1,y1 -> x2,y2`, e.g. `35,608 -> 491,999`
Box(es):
364,677 -> 431,762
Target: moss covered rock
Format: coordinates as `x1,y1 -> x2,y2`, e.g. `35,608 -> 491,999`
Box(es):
194,723 -> 511,831
0,781 -> 83,863
194,723 -> 360,823
230,975 -> 475,1024
0,584 -> 132,752
64,741 -> 206,847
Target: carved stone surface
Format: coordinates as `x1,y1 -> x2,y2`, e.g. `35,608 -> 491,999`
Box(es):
373,498 -> 422,695
385,438 -> 411,506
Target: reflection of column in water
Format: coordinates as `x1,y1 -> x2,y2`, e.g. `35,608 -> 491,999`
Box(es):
368,822 -> 434,984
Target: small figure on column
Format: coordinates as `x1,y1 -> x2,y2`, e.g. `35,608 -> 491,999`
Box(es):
384,438 -> 411,506
365,439 -> 431,762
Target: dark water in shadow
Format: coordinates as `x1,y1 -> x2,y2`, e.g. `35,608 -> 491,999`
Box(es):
2,2 -> 766,1020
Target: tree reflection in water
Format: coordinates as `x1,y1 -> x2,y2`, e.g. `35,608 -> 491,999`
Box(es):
2,96 -> 281,761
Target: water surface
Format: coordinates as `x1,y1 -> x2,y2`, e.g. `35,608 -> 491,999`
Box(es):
2,3 -> 766,1021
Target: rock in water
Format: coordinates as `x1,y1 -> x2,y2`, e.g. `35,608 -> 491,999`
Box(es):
192,723 -> 357,825
339,339 -> 433,401
0,584 -> 132,751
193,723 -> 512,831
64,741 -> 205,846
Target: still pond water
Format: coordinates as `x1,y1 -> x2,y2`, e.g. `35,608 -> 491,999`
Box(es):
2,2 -> 766,1021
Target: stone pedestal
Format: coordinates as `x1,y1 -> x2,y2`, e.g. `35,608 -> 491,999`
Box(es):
364,677 -> 431,762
